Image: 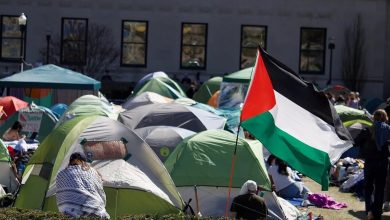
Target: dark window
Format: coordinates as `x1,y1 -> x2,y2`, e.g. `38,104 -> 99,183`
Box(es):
180,23 -> 207,69
121,20 -> 148,67
299,27 -> 326,74
0,15 -> 26,61
240,25 -> 267,69
60,18 -> 88,65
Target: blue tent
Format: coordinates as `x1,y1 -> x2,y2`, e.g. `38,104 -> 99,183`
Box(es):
0,64 -> 101,90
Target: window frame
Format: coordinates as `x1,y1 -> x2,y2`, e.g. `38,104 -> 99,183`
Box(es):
60,17 -> 88,65
239,24 -> 267,69
299,27 -> 327,75
0,15 -> 27,62
120,20 -> 148,67
180,22 -> 208,70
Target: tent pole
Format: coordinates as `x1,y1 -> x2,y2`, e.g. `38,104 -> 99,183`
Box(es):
194,185 -> 200,216
224,123 -> 241,217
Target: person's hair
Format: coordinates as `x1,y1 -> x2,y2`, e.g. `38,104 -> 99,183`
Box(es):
275,158 -> 289,176
69,152 -> 89,170
266,155 -> 276,166
373,109 -> 388,123
11,121 -> 23,131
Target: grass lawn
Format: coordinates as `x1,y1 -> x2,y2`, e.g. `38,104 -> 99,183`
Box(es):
302,178 -> 390,219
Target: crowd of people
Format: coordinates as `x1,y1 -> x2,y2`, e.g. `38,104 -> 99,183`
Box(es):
325,91 -> 362,109
325,89 -> 390,220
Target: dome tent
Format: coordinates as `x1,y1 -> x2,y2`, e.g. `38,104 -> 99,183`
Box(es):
0,139 -> 18,194
135,126 -> 195,162
122,92 -> 173,110
131,77 -> 186,99
56,95 -> 118,126
0,104 -> 58,142
164,130 -> 286,217
119,103 -> 226,133
14,116 -> 183,219
193,77 -> 222,104
0,96 -> 28,122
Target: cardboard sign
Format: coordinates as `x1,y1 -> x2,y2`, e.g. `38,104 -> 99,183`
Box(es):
18,110 -> 43,133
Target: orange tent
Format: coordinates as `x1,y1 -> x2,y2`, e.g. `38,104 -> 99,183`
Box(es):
0,96 -> 28,121
207,90 -> 220,108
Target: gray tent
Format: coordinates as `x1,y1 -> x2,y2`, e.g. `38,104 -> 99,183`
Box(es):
122,92 -> 173,110
118,103 -> 226,132
135,126 -> 195,162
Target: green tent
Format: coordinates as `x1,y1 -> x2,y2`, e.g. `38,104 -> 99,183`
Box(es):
0,105 -> 58,142
0,139 -> 19,193
131,77 -> 186,99
56,95 -> 118,126
14,116 -> 183,218
164,129 -> 270,216
193,77 -> 222,104
334,105 -> 373,127
222,67 -> 253,83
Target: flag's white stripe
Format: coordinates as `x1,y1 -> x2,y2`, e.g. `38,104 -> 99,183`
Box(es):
269,91 -> 353,164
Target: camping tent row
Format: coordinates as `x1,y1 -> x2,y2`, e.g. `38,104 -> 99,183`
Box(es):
14,117 -> 290,219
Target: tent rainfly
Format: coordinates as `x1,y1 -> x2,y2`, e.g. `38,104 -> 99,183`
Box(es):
0,64 -> 101,90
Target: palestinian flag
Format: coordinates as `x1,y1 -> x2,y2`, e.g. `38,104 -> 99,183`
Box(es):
241,47 -> 353,190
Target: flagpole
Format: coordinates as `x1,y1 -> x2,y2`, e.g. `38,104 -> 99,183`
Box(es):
224,122 -> 241,217
225,58 -> 258,217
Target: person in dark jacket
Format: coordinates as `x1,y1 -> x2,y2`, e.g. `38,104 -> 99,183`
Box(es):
356,109 -> 390,220
230,180 -> 267,220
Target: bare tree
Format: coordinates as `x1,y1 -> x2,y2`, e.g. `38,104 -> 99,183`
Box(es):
342,14 -> 366,91
40,23 -> 119,79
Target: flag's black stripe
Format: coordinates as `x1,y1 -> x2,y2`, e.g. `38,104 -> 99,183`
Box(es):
259,48 -> 352,141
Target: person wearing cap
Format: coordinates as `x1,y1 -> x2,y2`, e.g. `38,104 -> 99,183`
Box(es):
55,152 -> 109,219
230,180 -> 267,220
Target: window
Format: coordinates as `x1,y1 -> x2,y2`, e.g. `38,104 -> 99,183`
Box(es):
0,15 -> 26,61
299,28 -> 326,74
180,23 -> 207,69
240,25 -> 267,69
121,20 -> 148,67
61,18 -> 88,65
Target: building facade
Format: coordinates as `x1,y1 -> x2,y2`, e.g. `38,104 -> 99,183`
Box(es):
0,0 -> 389,99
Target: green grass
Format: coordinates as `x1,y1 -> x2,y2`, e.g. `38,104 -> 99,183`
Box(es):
302,178 -> 390,220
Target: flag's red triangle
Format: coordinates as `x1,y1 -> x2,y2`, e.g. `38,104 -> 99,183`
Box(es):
241,48 -> 276,121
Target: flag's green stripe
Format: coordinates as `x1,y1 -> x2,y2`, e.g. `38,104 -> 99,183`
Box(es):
242,112 -> 331,190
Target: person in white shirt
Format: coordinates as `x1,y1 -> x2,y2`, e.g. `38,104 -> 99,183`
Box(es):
268,158 -> 310,199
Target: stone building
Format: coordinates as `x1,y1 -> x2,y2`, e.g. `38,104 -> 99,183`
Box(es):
1,0 -> 389,99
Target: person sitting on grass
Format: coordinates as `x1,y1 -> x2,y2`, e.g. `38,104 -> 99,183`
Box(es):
2,121 -> 24,141
55,152 -> 109,219
230,180 -> 267,220
268,158 -> 311,201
